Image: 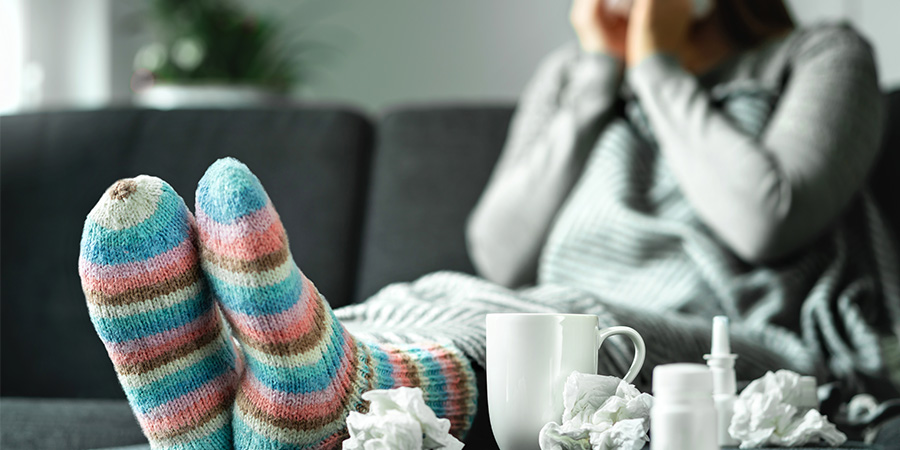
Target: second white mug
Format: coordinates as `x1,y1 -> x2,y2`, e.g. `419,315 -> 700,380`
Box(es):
486,313 -> 646,450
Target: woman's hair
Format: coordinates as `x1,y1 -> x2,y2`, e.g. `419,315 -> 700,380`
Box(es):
712,0 -> 796,48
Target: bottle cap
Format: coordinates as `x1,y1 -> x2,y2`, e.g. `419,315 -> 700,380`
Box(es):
653,363 -> 713,396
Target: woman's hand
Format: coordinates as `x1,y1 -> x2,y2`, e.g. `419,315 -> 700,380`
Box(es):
570,0 -> 628,58
626,0 -> 693,66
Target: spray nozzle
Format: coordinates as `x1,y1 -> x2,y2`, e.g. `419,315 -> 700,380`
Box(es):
704,315 -> 738,396
710,316 -> 733,357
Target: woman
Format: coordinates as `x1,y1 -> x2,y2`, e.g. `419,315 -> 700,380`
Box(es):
78,0 -> 898,448
469,0 -> 897,394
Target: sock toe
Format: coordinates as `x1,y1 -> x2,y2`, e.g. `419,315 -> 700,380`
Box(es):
196,157 -> 269,225
82,175 -> 191,267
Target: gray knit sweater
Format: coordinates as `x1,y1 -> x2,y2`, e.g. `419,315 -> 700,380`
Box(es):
468,24 -> 885,286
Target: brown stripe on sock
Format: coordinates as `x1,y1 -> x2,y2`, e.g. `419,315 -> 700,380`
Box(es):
398,351 -> 422,388
447,350 -> 475,399
116,315 -> 223,375
349,341 -> 377,415
236,345 -> 361,432
147,383 -> 237,441
443,350 -> 476,438
229,295 -> 330,357
199,238 -> 290,274
85,266 -> 201,307
356,340 -> 376,414
110,179 -> 138,200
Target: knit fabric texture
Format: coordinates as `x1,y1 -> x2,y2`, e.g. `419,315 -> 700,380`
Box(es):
194,158 -> 476,449
78,176 -> 240,449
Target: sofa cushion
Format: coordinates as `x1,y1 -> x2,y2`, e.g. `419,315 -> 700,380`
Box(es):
0,398 -> 146,450
354,105 -> 514,303
0,108 -> 373,398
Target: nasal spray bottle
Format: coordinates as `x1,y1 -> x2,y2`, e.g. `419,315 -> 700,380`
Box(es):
704,316 -> 740,447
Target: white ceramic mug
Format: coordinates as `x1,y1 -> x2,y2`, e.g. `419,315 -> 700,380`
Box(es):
486,313 -> 646,450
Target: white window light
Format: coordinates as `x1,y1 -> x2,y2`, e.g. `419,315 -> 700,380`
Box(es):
0,0 -> 25,114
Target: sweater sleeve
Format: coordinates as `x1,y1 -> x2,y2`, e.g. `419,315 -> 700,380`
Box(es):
466,44 -> 624,287
626,26 -> 885,264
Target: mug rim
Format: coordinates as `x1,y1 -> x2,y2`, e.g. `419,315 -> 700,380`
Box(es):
486,313 -> 601,325
486,313 -> 598,318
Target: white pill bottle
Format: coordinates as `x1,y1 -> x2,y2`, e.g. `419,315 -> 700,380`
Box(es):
651,364 -> 720,450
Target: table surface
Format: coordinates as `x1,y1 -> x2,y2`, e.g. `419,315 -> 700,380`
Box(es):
643,444 -> 877,450
98,442 -> 881,450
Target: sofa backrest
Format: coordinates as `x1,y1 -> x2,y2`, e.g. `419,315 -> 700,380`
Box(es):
0,108 -> 373,398
871,90 -> 900,233
354,106 -> 513,302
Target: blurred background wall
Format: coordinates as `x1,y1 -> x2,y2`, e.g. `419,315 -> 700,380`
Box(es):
1,0 -> 898,113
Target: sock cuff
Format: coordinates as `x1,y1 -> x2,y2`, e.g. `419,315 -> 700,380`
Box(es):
362,340 -> 478,438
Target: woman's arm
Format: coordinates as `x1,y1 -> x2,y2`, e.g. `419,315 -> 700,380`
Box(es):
627,26 -> 885,263
466,44 -> 623,287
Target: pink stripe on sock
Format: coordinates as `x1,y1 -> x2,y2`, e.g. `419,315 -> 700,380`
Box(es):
240,337 -> 357,420
139,372 -> 236,434
106,309 -> 218,365
430,344 -> 463,416
195,202 -> 278,243
219,277 -> 319,344
388,349 -> 415,388
199,219 -> 287,261
79,237 -> 196,295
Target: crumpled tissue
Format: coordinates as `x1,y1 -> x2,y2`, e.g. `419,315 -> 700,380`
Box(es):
539,372 -> 653,450
729,370 -> 847,448
342,387 -> 464,450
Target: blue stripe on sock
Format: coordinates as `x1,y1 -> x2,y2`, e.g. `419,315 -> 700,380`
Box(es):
245,317 -> 349,394
92,290 -> 209,343
368,345 -> 396,390
234,414 -> 302,450
126,345 -> 233,413
206,264 -> 304,316
409,347 -> 447,417
208,266 -> 303,316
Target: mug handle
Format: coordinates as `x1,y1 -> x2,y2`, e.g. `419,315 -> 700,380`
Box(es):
596,326 -> 646,384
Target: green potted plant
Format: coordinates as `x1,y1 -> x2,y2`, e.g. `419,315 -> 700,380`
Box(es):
132,0 -> 321,108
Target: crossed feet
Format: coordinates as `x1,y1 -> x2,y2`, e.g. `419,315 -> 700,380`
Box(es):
78,158 -> 476,449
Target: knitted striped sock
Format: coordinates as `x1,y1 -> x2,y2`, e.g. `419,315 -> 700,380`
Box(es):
195,158 -> 477,449
79,176 -> 241,449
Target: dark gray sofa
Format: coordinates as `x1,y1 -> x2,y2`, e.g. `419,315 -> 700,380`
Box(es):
0,105 -> 511,449
1,92 -> 898,449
